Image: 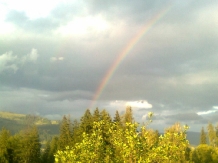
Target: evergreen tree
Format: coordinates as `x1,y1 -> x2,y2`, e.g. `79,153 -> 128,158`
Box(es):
41,141 -> 50,163
113,110 -> 121,123
93,108 -> 100,122
71,119 -> 80,145
124,106 -> 134,123
100,109 -> 112,122
58,115 -> 72,150
42,136 -> 58,163
80,109 -> 93,134
207,122 -> 216,147
19,126 -> 41,163
113,110 -> 123,130
0,128 -> 11,163
200,127 -> 207,144
8,133 -> 22,163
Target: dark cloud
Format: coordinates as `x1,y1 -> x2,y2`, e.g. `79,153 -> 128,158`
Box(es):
165,113 -> 205,123
1,0 -> 218,131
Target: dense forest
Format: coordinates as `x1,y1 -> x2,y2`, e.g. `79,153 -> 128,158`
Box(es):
0,107 -> 218,163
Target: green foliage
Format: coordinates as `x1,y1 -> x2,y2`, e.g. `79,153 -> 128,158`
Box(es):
191,144 -> 218,163
19,126 -> 41,163
93,108 -> 100,122
207,123 -> 217,147
200,127 -> 207,144
54,112 -> 190,163
41,136 -> 59,163
58,115 -> 72,151
79,109 -> 93,134
124,106 -> 134,123
1,126 -> 41,163
0,128 -> 11,163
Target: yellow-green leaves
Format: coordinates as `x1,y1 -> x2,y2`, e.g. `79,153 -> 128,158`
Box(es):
55,120 -> 190,163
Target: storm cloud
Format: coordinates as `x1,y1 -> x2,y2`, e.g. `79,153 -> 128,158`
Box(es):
0,0 -> 218,131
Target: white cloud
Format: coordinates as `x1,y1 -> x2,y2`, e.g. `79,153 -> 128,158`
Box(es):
108,100 -> 152,110
0,48 -> 39,73
21,48 -> 39,64
0,51 -> 18,73
1,0 -> 64,19
197,110 -> 217,115
28,48 -> 38,61
213,106 -> 218,110
126,100 -> 152,109
50,57 -> 64,62
56,15 -> 110,36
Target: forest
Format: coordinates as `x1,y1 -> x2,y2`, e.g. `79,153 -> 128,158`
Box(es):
0,107 -> 218,163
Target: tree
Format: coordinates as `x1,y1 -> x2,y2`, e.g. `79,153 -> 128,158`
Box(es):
0,128 -> 11,163
92,108 -> 100,122
71,120 -> 80,146
58,115 -> 72,151
124,106 -> 134,123
54,118 -> 190,163
113,110 -> 122,126
192,144 -> 214,163
42,136 -> 58,163
18,126 -> 41,163
79,109 -> 93,134
200,127 -> 207,144
207,122 -> 216,147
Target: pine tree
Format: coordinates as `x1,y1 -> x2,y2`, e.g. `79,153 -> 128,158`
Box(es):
71,119 -> 80,145
0,128 -> 11,163
207,122 -> 216,146
93,108 -> 100,122
100,109 -> 112,122
19,126 -> 41,163
124,106 -> 134,123
58,115 -> 72,150
113,110 -> 121,122
80,109 -> 93,134
200,127 -> 207,144
113,110 -> 123,128
42,136 -> 58,163
41,141 -> 50,163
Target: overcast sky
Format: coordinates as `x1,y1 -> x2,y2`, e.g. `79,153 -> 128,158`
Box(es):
0,0 -> 218,132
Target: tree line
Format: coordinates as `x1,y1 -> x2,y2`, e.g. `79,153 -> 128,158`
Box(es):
0,107 -> 218,162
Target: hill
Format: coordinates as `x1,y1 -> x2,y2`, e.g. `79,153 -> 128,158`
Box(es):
0,111 -> 60,143
0,111 -> 202,146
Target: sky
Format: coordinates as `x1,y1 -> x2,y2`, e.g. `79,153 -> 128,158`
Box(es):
0,0 -> 218,132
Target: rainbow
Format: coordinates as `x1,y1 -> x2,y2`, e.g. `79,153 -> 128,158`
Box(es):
89,3 -> 173,109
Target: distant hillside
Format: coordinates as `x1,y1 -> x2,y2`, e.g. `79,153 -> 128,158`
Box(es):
0,111 -> 60,142
0,111 -> 59,125
0,111 -> 202,146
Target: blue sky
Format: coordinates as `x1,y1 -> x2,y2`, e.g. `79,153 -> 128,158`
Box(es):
0,0 -> 218,132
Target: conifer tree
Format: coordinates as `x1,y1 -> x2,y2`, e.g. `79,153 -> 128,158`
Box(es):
113,110 -> 123,128
93,108 -> 100,122
100,109 -> 112,122
41,141 -> 50,163
124,106 -> 134,123
0,128 -> 11,163
80,109 -> 93,134
58,115 -> 72,150
113,110 -> 121,123
71,119 -> 80,145
100,109 -> 113,158
42,136 -> 58,163
19,126 -> 41,163
200,127 -> 207,144
207,122 -> 216,146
